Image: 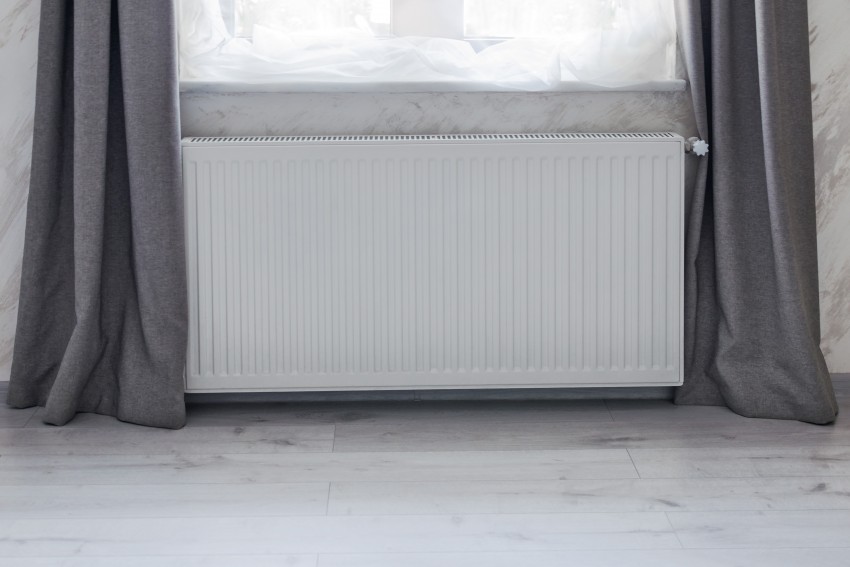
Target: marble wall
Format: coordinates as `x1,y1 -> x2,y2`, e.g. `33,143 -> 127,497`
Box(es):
810,0 -> 850,372
0,0 -> 38,381
179,90 -> 695,138
0,1 -> 848,381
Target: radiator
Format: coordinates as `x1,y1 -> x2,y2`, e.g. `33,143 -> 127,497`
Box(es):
182,133 -> 684,392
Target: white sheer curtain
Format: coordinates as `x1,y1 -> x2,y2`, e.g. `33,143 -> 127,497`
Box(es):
179,0 -> 677,90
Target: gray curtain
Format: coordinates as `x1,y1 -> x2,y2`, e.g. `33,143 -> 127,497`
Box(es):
6,0 -> 187,429
676,0 -> 838,424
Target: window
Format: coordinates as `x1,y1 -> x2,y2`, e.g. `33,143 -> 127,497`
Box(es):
179,0 -> 677,90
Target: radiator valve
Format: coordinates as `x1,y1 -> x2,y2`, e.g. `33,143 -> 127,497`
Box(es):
686,137 -> 709,157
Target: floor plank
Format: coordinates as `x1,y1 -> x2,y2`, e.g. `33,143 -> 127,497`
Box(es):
315,549 -> 850,567
667,509 -> 850,548
0,449 -> 638,486
24,400 -> 612,429
0,513 -> 680,557
0,424 -> 335,455
629,446 -> 850,478
0,483 -> 329,519
328,476 -> 850,515
332,416 -> 850,452
183,399 -> 614,427
604,399 -> 749,422
10,556 -> 318,567
24,409 -> 150,429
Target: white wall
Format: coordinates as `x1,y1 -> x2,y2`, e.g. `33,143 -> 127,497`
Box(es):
0,0 -> 847,382
810,0 -> 850,371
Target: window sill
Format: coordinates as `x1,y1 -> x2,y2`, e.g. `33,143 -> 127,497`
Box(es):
179,79 -> 687,95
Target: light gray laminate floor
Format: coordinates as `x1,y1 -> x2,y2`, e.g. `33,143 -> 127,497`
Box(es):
1,376 -> 849,566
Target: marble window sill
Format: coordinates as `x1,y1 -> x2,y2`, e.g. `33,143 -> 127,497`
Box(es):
179,79 -> 687,95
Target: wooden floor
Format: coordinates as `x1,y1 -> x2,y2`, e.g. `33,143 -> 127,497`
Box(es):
1,376 -> 849,566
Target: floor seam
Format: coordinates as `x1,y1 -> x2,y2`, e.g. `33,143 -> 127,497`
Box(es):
324,482 -> 332,516
22,408 -> 39,428
664,511 -> 686,549
602,398 -> 616,422
626,448 -> 642,479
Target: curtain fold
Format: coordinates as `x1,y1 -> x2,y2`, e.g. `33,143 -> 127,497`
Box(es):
676,0 -> 838,424
6,0 -> 187,429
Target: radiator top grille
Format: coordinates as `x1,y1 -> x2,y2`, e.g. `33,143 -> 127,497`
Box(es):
183,132 -> 681,146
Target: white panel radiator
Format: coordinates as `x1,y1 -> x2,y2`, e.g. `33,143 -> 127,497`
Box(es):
182,133 -> 684,392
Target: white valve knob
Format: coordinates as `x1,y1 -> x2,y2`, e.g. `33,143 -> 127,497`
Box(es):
687,137 -> 709,157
